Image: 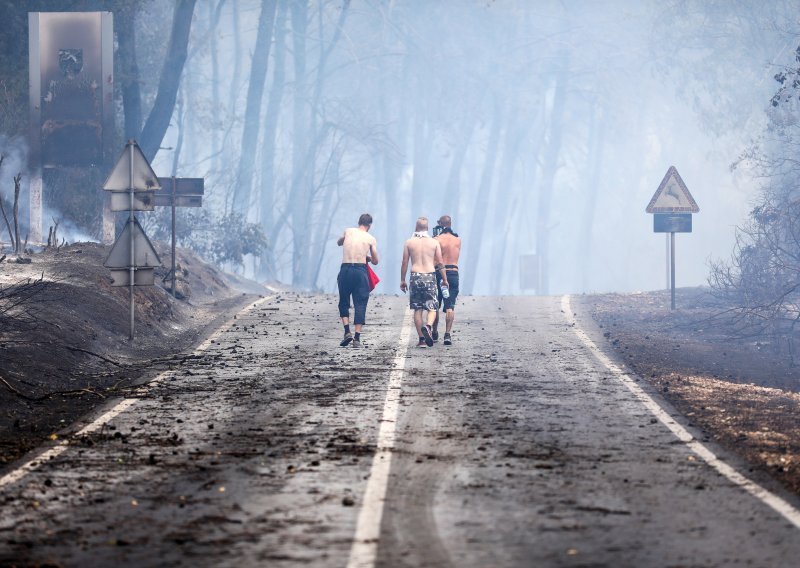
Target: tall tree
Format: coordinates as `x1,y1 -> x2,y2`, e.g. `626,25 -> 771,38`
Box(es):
232,0 -> 278,217
535,58 -> 569,296
139,0 -> 197,162
461,97 -> 504,295
258,0 -> 289,279
116,5 -> 143,141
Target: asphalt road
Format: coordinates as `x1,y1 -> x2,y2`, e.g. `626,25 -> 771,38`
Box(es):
1,293 -> 799,567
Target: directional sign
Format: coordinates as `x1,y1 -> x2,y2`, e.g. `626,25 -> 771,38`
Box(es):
646,166 -> 699,213
104,217 -> 162,270
102,140 -> 161,192
156,177 -> 204,196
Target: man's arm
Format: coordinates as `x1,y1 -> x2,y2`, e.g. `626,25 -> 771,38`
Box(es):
369,241 -> 379,265
336,230 -> 346,247
400,244 -> 409,292
434,242 -> 448,286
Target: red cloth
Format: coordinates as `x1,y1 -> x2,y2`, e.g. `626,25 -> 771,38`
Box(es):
366,263 -> 380,291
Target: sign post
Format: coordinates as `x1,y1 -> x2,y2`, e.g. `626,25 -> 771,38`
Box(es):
155,177 -> 204,297
646,166 -> 699,310
102,140 -> 161,339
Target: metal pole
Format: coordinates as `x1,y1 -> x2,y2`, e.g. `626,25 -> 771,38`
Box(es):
171,176 -> 177,298
670,231 -> 676,310
129,140 -> 135,340
666,232 -> 670,291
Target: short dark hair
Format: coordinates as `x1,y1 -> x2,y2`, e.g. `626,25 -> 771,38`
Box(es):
358,213 -> 373,227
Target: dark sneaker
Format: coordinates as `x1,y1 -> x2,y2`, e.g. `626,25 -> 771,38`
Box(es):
443,333 -> 452,346
421,325 -> 434,347
340,332 -> 353,347
352,337 -> 362,348
416,338 -> 427,348
432,329 -> 439,341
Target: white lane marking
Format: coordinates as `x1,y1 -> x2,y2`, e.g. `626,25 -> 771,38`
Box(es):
347,310 -> 413,568
562,294 -> 800,530
0,295 -> 274,491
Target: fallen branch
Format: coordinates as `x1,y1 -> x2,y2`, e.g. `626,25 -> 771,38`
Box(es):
0,374 -> 109,401
62,345 -> 123,366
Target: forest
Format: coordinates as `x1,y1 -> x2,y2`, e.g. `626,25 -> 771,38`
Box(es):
1,0 -> 800,301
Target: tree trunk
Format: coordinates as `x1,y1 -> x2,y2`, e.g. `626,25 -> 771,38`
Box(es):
208,0 -> 226,173
440,118 -> 476,218
116,6 -> 142,141
232,0 -> 278,217
379,56 -> 409,293
171,87 -> 185,176
536,59 -> 570,296
579,103 -> 606,292
410,111 -> 431,218
139,0 -> 197,162
289,0 -> 310,288
490,107 -> 541,293
461,97 -> 504,295
257,0 -> 289,280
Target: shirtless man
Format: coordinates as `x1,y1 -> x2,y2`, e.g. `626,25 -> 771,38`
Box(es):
400,217 -> 448,348
433,215 -> 461,346
336,213 -> 379,348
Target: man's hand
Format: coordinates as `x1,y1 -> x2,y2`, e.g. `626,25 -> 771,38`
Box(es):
400,280 -> 408,293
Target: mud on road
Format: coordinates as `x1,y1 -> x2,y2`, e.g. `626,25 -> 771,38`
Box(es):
2,293 -> 800,567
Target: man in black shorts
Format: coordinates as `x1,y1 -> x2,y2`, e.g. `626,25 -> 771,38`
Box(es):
336,214 -> 379,348
433,215 -> 461,346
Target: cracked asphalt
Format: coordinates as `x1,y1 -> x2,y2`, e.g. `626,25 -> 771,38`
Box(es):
1,293 -> 799,567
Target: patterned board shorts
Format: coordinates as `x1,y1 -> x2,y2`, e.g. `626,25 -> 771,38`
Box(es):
409,272 -> 439,311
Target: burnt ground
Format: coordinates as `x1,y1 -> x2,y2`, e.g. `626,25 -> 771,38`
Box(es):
580,288 -> 800,496
0,242 -> 268,469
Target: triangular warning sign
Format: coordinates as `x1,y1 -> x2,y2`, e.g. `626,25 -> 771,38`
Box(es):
103,140 -> 161,192
104,217 -> 162,268
646,166 -> 699,213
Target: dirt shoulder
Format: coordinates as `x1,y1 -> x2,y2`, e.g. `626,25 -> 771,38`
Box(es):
0,242 -> 268,469
580,287 -> 800,496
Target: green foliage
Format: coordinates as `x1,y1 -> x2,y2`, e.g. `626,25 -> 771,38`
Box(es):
141,208 -> 268,270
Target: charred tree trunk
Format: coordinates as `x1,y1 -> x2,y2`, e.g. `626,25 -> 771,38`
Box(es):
536,59 -> 569,296
461,97 -> 504,295
379,56 -> 409,292
139,0 -> 197,162
410,111 -> 431,218
257,0 -> 289,280
579,102 -> 606,292
208,1 -> 225,173
440,118 -> 476,219
13,173 -> 21,254
490,106 -> 541,293
171,87 -> 185,176
232,0 -> 278,217
289,0 -> 310,288
116,6 -> 142,140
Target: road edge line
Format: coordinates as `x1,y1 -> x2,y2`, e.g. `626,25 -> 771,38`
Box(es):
347,310 -> 413,568
562,294 -> 800,530
0,295 -> 274,491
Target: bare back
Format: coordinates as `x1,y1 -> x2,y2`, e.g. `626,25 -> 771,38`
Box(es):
340,227 -> 377,264
435,233 -> 461,266
404,236 -> 441,274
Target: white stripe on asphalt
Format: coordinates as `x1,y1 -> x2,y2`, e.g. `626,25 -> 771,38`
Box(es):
0,296 -> 273,491
347,310 -> 413,568
562,294 -> 800,530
